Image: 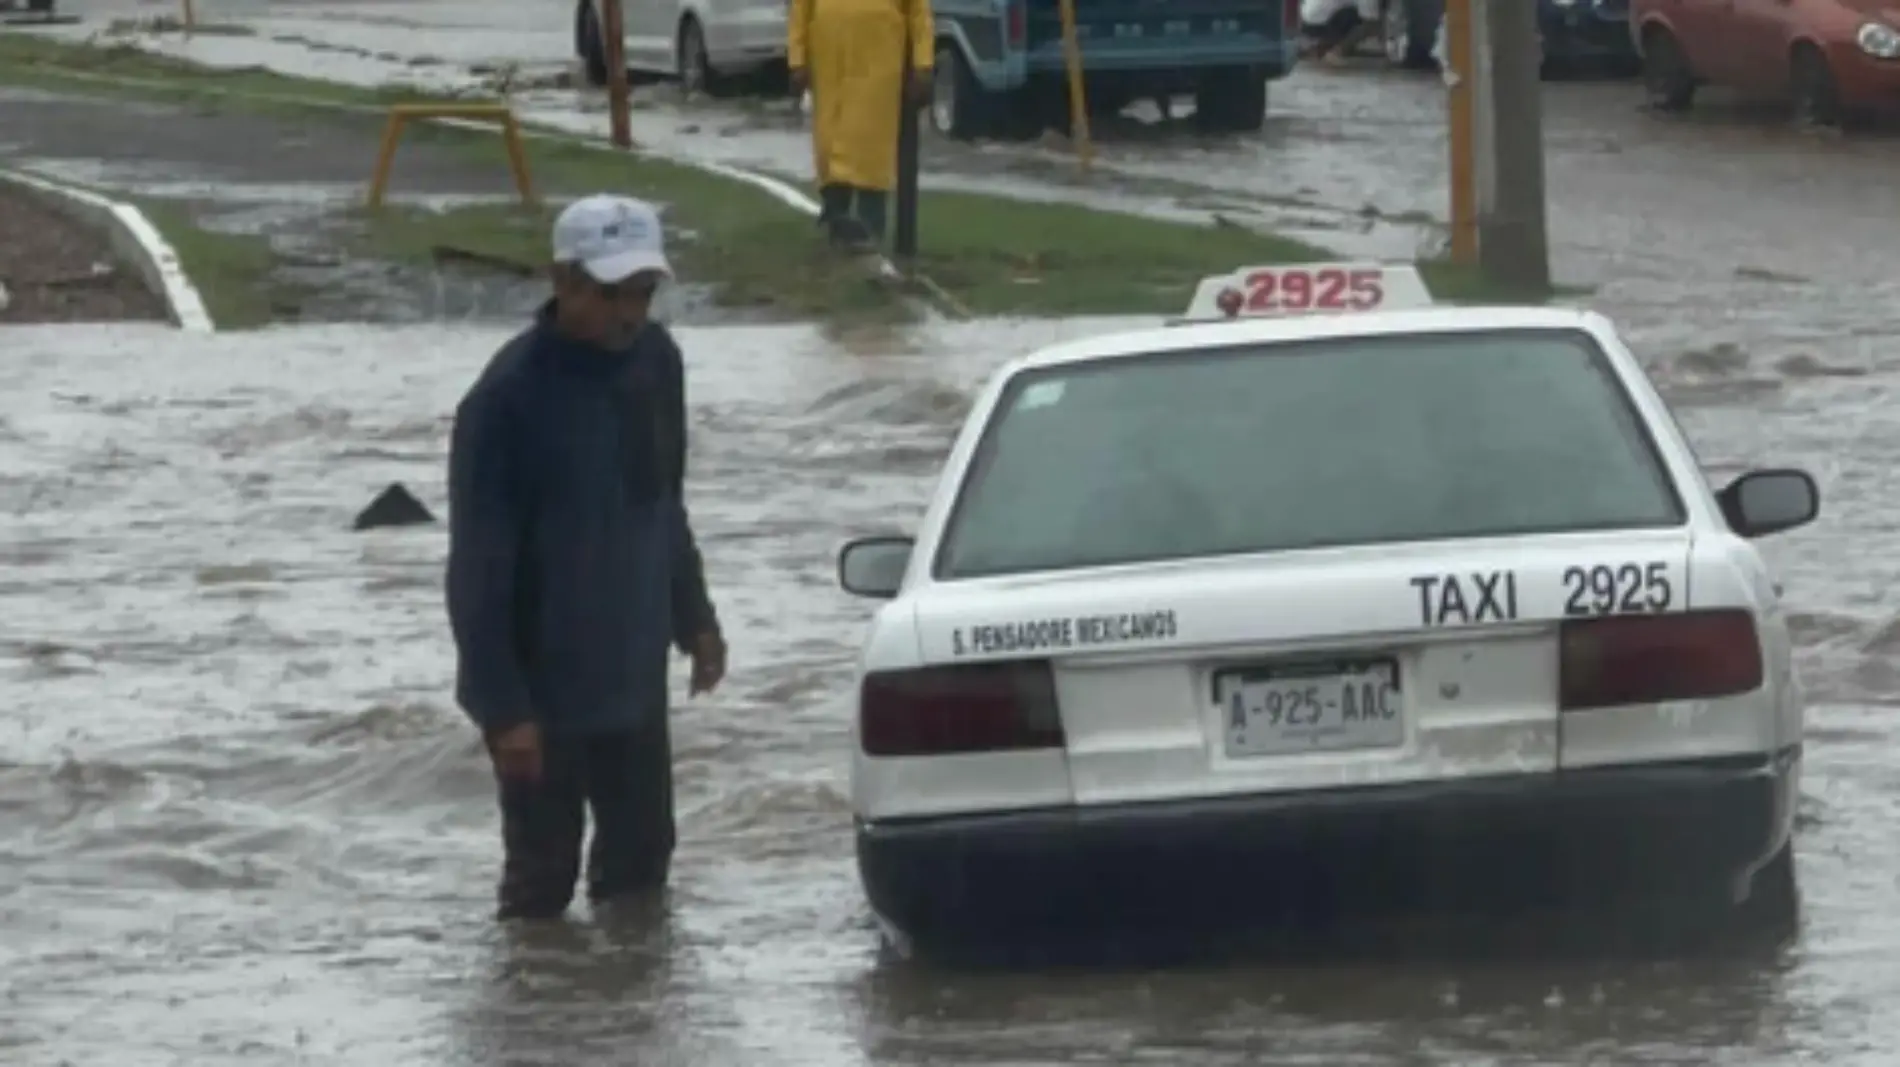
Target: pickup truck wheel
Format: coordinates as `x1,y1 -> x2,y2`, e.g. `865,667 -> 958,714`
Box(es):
1193,68 -> 1266,133
931,43 -> 994,140
1640,25 -> 1696,112
576,0 -> 609,88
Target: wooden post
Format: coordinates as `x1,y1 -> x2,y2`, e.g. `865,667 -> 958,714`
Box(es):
1443,0 -> 1477,266
601,0 -> 633,148
1056,0 -> 1092,172
180,0 -> 195,32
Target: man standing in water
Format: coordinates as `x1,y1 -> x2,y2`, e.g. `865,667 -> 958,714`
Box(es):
788,0 -> 934,251
446,194 -> 726,921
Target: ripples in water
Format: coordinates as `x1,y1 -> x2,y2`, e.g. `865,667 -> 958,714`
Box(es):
0,293 -> 1898,1066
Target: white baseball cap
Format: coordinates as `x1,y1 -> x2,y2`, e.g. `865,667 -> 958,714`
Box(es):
551,194 -> 672,284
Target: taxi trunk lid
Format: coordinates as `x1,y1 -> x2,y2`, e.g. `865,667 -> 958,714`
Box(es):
914,530 -> 1696,806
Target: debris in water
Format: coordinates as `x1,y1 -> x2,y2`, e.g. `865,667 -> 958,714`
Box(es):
1775,353 -> 1868,378
354,482 -> 436,530
1734,265 -> 1810,285
1675,342 -> 1751,377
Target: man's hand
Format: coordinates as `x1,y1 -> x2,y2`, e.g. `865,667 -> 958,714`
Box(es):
907,69 -> 933,107
689,630 -> 727,696
487,721 -> 543,783
789,67 -> 809,98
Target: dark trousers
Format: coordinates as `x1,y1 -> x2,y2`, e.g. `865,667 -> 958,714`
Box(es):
818,183 -> 889,246
493,714 -> 676,921
1304,8 -> 1363,50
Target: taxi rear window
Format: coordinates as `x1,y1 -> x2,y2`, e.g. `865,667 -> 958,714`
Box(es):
933,328 -> 1687,580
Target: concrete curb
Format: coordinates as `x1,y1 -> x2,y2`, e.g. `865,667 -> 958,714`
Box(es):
0,165 -> 216,332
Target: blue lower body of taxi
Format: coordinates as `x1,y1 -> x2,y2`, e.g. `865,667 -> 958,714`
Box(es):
857,748 -> 1798,957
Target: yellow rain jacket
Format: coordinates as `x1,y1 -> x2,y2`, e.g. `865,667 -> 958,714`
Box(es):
789,0 -> 934,192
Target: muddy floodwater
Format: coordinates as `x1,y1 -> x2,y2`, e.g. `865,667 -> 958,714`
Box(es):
2,275 -> 1899,1067
11,1 -> 1900,1061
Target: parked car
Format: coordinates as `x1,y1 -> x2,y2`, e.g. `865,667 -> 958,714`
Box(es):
930,0 -> 1302,139
1380,0 -> 1638,73
574,0 -> 786,94
1632,0 -> 1900,126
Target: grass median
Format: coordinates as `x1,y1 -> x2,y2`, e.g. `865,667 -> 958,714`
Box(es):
0,31 -> 1536,326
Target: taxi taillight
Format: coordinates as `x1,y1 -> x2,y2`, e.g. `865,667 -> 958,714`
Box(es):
1558,610 -> 1764,711
859,660 -> 1065,757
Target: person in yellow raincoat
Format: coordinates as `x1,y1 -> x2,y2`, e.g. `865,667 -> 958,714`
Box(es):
788,0 -> 934,250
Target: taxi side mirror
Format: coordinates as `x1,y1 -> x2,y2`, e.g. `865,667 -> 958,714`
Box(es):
839,536 -> 914,599
1718,469 -> 1819,539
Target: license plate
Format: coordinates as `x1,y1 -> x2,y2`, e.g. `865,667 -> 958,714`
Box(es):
1219,659 -> 1402,758
1091,19 -> 1222,39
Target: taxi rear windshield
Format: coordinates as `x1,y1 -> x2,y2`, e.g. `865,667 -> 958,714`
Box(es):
933,329 -> 1687,580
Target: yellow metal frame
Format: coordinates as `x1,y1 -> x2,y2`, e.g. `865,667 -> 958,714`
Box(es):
1056,0 -> 1093,173
367,102 -> 537,209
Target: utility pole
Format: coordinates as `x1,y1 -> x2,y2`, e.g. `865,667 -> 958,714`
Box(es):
1473,0 -> 1550,292
894,64 -> 921,261
601,0 -> 633,149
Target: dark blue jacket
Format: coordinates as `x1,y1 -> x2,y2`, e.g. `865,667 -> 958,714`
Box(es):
445,304 -> 718,736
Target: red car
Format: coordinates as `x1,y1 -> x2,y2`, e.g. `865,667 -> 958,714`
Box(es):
1631,0 -> 1900,126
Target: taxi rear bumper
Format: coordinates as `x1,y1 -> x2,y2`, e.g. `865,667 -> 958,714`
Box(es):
856,748 -> 1798,949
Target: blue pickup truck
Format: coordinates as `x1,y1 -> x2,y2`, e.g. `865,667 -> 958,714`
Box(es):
929,0 -> 1302,140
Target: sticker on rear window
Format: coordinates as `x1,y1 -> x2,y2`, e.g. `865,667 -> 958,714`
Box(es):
1015,381 -> 1066,412
1411,570 -> 1519,627
951,609 -> 1178,656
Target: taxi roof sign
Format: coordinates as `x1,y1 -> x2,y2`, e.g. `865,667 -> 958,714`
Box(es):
1178,263 -> 1435,324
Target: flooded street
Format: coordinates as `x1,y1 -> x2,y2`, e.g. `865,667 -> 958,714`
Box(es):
4,283 -> 1900,1065
10,1 -> 1900,1063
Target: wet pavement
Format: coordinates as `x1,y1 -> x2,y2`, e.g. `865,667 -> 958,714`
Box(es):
4,283 -> 1900,1065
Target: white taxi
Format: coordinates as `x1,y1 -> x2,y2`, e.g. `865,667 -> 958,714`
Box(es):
835,262 -> 1819,956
